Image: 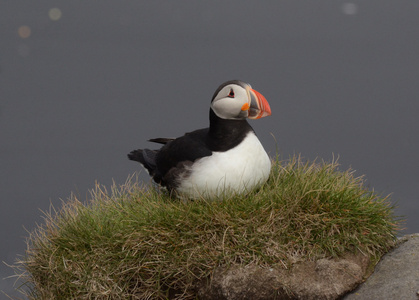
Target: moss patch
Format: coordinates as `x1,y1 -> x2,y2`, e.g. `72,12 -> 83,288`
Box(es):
13,155 -> 400,299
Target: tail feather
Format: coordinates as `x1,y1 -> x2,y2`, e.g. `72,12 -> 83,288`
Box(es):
148,138 -> 174,145
128,149 -> 158,176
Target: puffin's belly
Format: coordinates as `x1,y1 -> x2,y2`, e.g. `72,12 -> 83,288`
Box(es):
177,133 -> 271,198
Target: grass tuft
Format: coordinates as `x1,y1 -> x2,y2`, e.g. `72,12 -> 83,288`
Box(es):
12,155 -> 400,299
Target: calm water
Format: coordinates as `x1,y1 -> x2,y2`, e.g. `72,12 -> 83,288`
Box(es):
1,1 -> 419,297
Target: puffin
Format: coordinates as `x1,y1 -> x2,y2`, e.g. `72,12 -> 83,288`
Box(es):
128,80 -> 272,199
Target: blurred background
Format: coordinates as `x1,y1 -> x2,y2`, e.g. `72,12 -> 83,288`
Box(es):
1,1 -> 418,297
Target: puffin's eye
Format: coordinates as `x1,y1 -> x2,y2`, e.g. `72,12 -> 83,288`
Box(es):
227,89 -> 235,98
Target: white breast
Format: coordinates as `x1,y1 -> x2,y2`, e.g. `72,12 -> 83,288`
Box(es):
177,132 -> 271,199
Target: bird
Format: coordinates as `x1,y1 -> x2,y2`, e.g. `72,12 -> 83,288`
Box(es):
128,80 -> 272,199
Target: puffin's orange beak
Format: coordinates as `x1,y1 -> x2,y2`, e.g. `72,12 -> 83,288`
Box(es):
247,88 -> 271,119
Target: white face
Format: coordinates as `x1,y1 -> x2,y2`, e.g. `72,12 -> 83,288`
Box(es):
210,84 -> 250,120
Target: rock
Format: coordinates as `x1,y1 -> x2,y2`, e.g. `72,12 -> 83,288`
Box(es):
343,234 -> 419,300
196,234 -> 419,299
197,265 -> 289,300
287,253 -> 369,300
197,252 -> 369,300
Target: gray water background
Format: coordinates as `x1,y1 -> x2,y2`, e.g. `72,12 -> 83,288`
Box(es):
1,1 -> 419,297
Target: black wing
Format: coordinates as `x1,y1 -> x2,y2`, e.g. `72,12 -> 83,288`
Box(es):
155,128 -> 212,177
128,128 -> 212,190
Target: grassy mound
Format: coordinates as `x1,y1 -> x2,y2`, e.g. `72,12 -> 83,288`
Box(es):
14,156 -> 399,299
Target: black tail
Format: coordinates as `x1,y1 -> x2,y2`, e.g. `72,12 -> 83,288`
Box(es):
128,149 -> 158,176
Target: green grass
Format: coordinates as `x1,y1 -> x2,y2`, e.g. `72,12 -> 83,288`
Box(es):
13,155 -> 400,299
